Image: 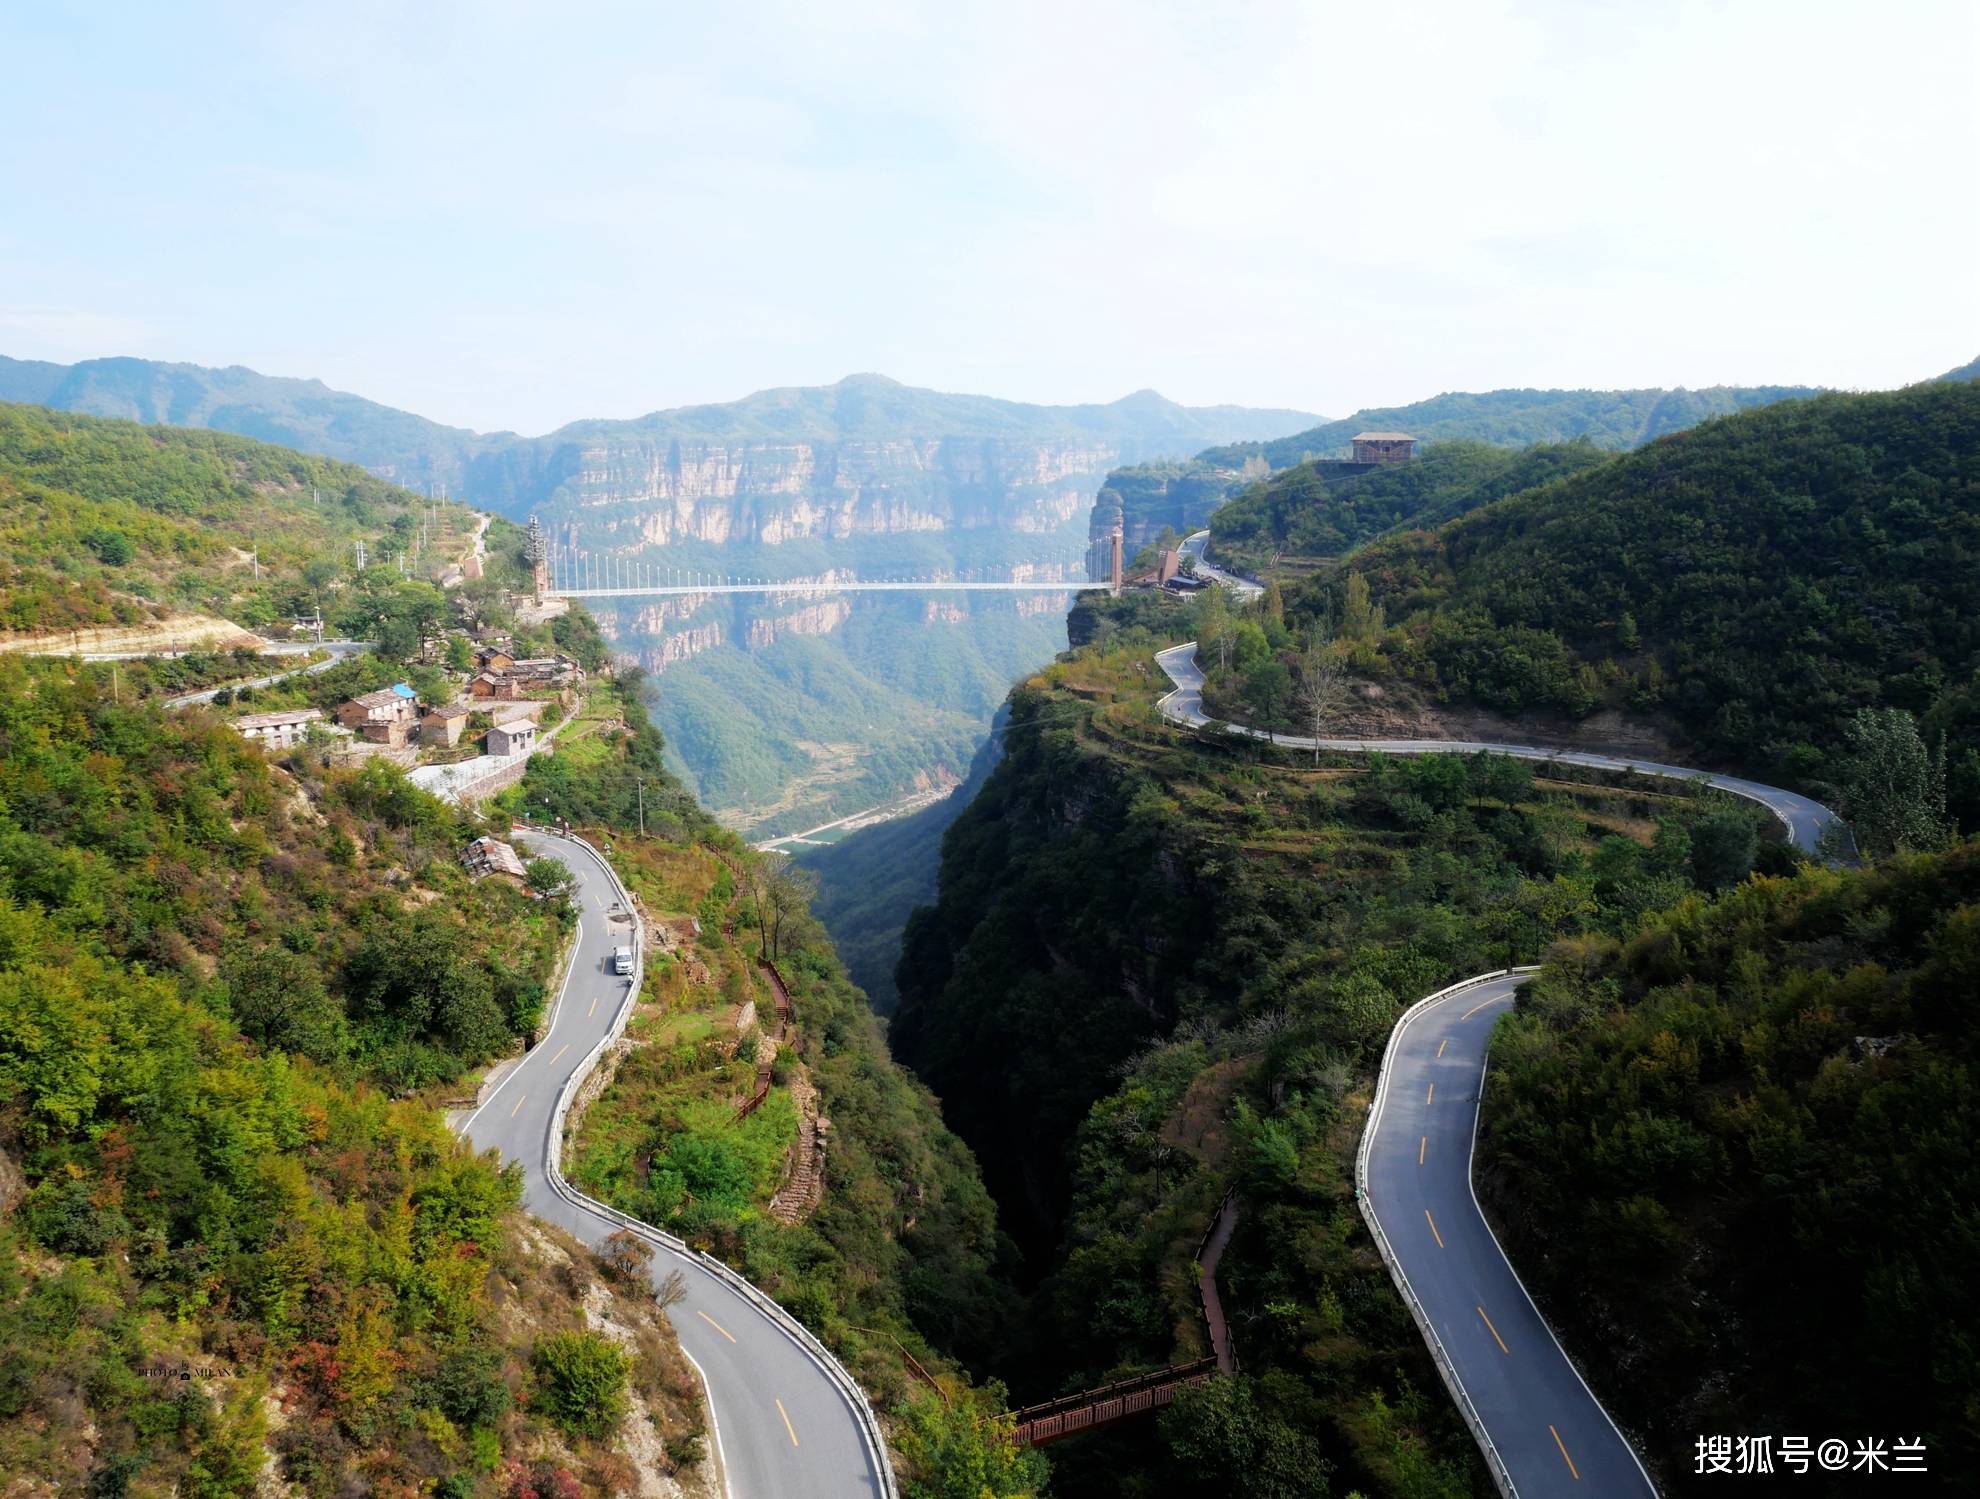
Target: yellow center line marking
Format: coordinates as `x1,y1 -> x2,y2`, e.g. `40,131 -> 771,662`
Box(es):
1424,1209 -> 1444,1248
1550,1424 -> 1581,1480
550,1044 -> 569,1066
1426,1082 -> 1435,1105
509,1093 -> 528,1118
1477,1304 -> 1509,1354
1419,1135 -> 1427,1166
695,1310 -> 737,1344
588,991 -> 599,1017
689,1306 -> 736,1346
1459,998 -> 1495,1021
775,1396 -> 799,1447
1436,1037 -> 1449,1058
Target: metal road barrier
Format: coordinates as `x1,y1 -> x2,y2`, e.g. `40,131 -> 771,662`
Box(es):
1354,968 -> 1540,1499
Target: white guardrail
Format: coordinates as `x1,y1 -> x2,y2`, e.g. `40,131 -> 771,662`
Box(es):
519,823 -> 902,1499
1354,967 -> 1541,1499
1154,640 -> 1838,856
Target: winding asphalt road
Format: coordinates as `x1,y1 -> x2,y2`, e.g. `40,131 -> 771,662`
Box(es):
1155,642 -> 1843,850
1179,530 -> 1264,599
459,828 -> 889,1499
1365,973 -> 1655,1496
1157,639 -> 1848,1494
164,638 -> 373,706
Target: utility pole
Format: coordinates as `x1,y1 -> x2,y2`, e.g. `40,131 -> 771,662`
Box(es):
637,778 -> 645,837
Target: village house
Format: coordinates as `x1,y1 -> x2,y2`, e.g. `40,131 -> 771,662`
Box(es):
468,650 -> 585,703
419,701 -> 474,746
1350,431 -> 1417,464
232,707 -> 323,750
337,683 -> 420,745
507,654 -> 585,687
487,719 -> 539,757
467,671 -> 523,701
461,835 -> 528,885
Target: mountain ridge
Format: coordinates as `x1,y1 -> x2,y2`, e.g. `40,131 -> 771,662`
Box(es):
0,355 -> 1321,492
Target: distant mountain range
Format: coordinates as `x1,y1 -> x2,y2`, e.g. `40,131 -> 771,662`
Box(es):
0,355 -> 1327,835
0,356 -> 1320,513
0,354 -> 489,493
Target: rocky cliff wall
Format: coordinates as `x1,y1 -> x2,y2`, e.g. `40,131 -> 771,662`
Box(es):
541,436 -> 1114,547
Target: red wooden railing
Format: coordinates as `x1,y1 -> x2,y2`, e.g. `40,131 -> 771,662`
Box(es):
1006,1359 -> 1219,1446
735,958 -> 798,1121
998,1191 -> 1243,1447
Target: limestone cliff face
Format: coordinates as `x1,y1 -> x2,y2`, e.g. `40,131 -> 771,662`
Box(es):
1014,591 -> 1074,618
555,437 -> 1114,546
744,597 -> 853,649
617,594 -> 722,632
635,622 -> 723,673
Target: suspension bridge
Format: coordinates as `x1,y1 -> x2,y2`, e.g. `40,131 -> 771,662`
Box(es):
554,578 -> 1104,597
532,527 -> 1126,599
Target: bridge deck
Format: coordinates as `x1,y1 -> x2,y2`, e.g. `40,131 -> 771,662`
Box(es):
553,580 -> 1105,597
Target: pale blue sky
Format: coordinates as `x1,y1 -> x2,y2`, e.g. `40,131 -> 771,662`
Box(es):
2,0 -> 1974,433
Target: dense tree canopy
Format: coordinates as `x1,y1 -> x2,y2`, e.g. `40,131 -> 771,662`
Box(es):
1481,845 -> 1980,1482
1208,438 -> 1609,573
1292,384 -> 1980,809
892,605 -> 1783,1495
0,658 -> 699,1495
0,401 -> 480,633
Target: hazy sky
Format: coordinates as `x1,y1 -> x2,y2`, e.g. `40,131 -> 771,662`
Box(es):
2,1 -> 1974,434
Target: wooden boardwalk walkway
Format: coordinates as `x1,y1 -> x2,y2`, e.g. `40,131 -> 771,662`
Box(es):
1002,1191 -> 1242,1446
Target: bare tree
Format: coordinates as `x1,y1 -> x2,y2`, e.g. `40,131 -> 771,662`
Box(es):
654,1268 -> 689,1310
732,856 -> 769,958
1294,624 -> 1348,764
763,856 -> 819,963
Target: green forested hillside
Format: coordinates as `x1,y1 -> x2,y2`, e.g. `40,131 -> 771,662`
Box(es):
0,402 -> 480,634
1096,383 -> 1820,547
501,709 -> 1041,1488
1205,383 -> 1821,472
1308,383 -> 1980,797
0,355 -> 489,489
1207,438 -> 1609,574
650,603 -> 1060,834
1480,846 -> 1980,1481
0,658 -> 708,1495
891,601 -> 1782,1496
